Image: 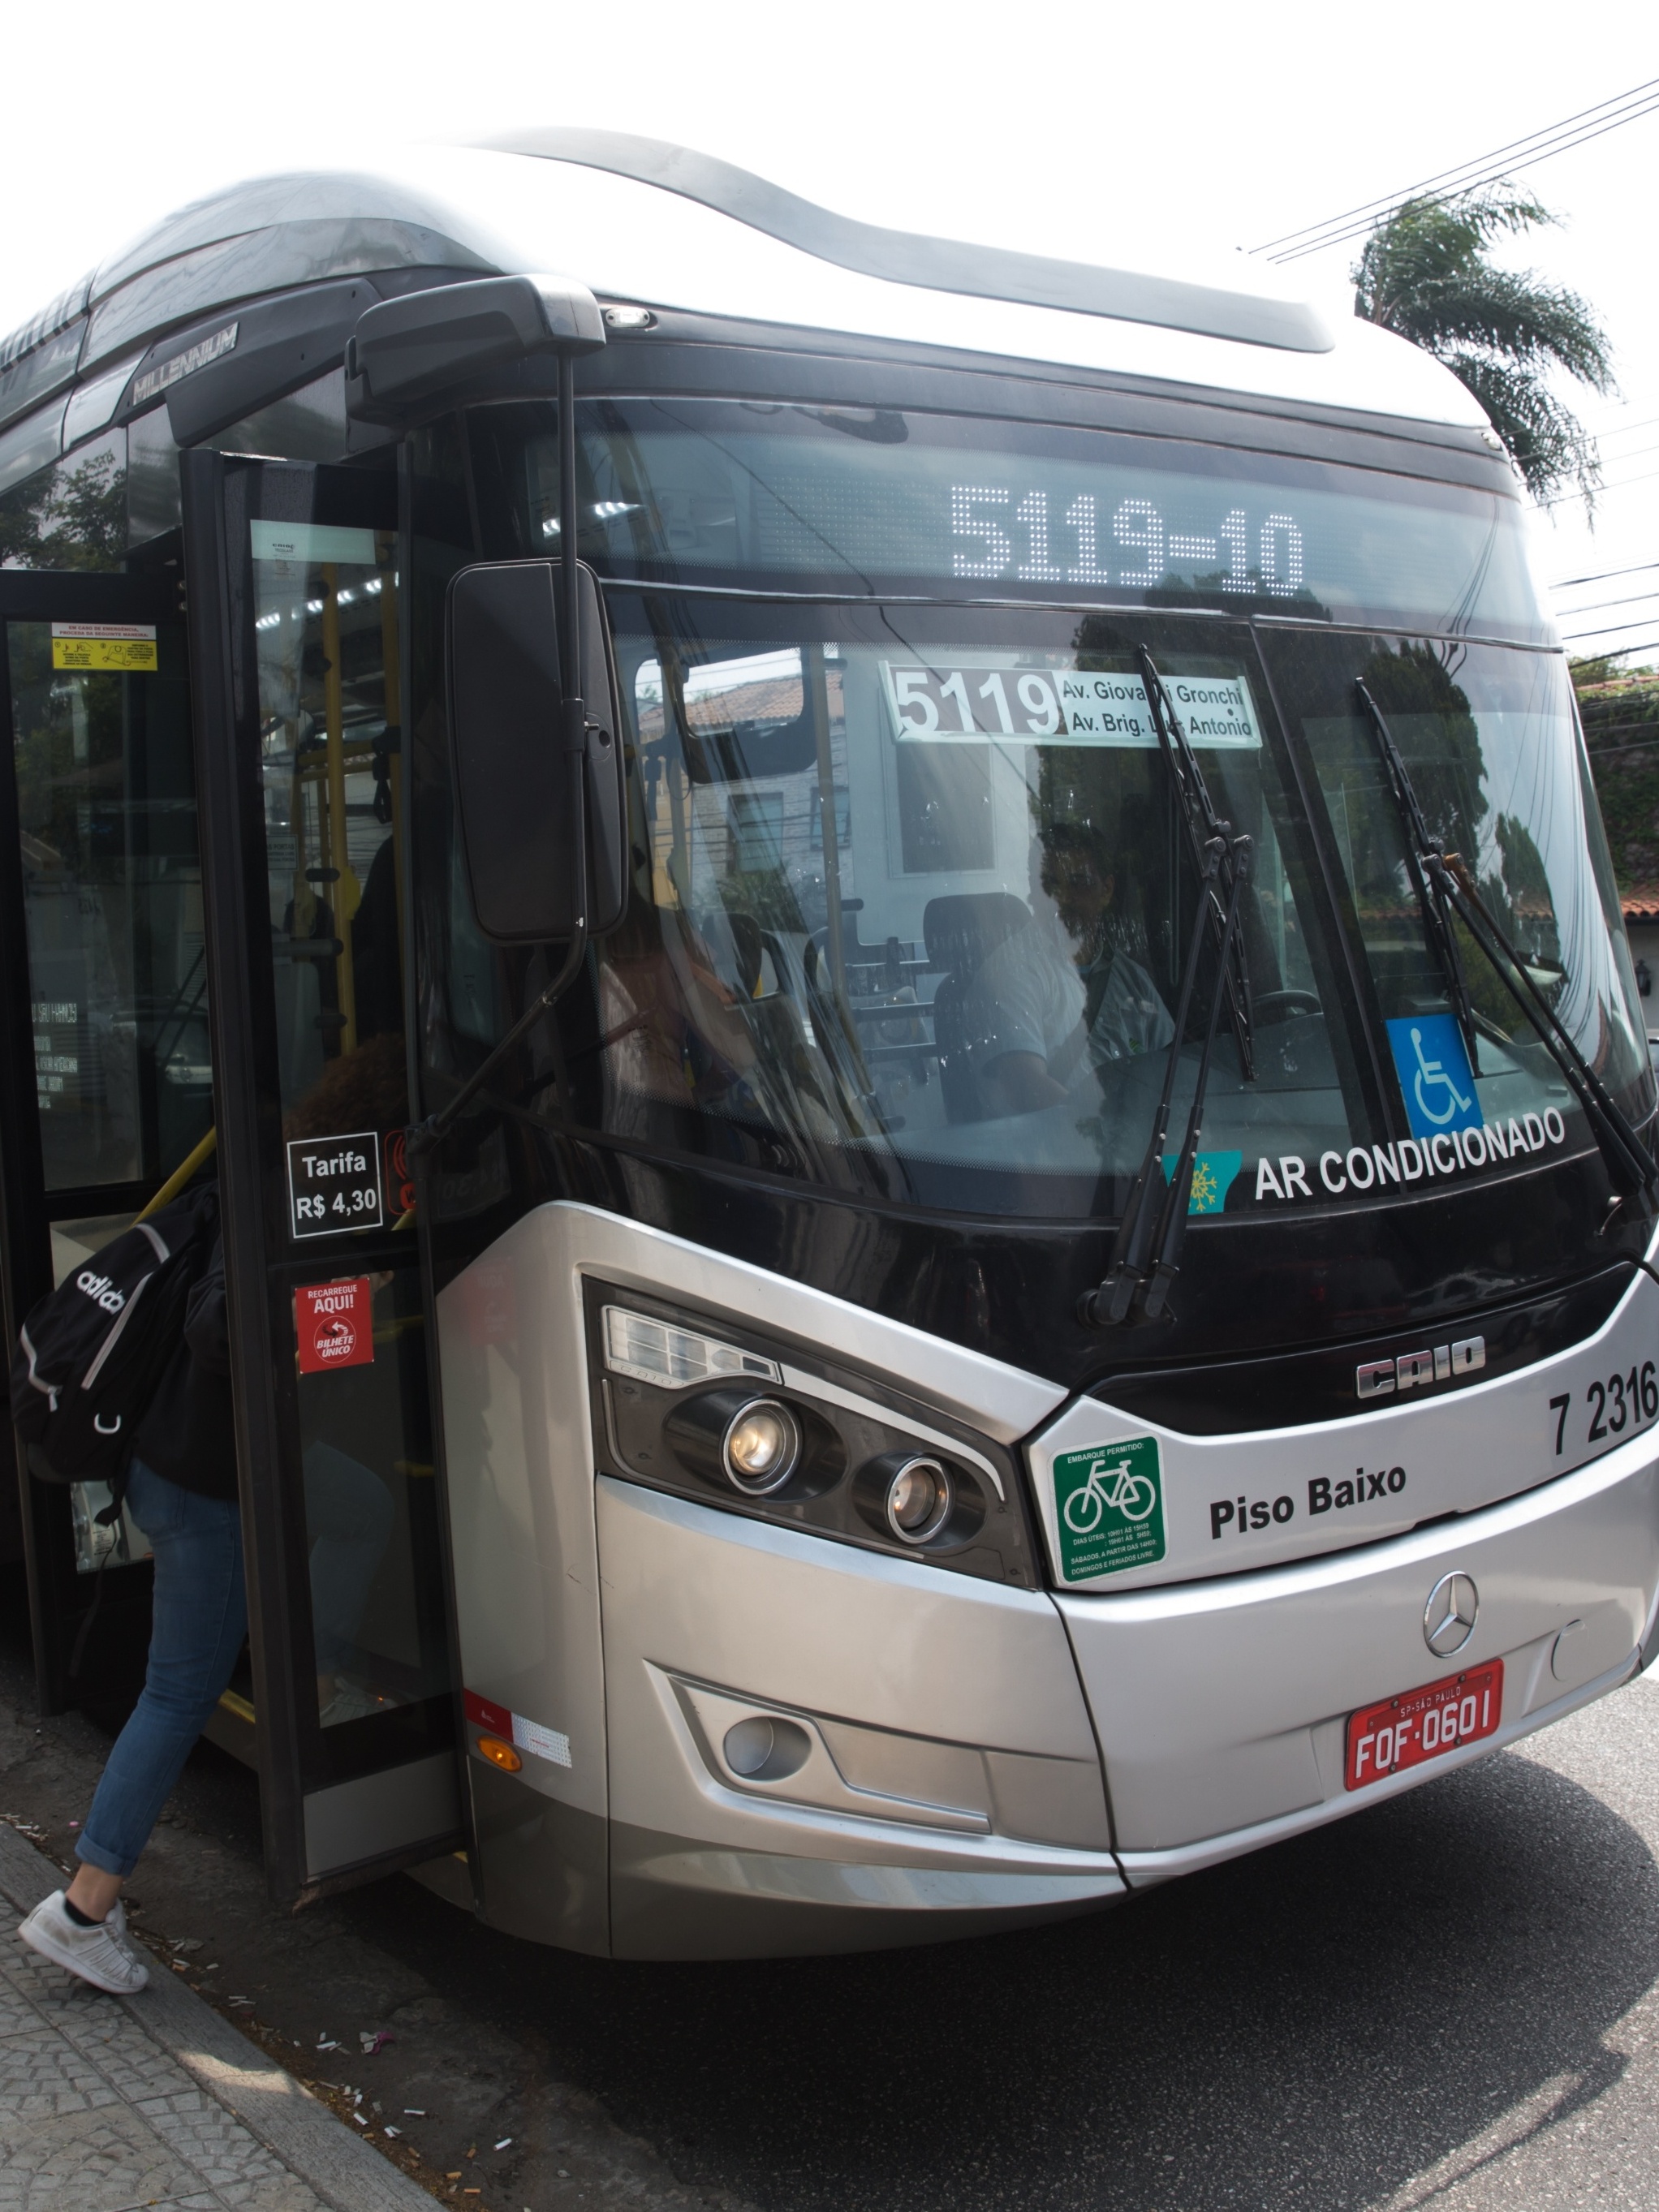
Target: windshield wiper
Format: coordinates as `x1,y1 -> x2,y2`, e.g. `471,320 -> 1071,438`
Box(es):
1082,650 -> 1259,1328
1355,679 -> 1480,1065
1083,829 -> 1255,1327
1140,646 -> 1256,1081
1357,679 -> 1657,1204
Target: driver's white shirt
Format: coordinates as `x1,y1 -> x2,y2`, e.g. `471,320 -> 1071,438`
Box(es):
963,918 -> 1174,1090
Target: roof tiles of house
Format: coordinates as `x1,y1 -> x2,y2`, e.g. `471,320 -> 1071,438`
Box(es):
1622,887 -> 1659,923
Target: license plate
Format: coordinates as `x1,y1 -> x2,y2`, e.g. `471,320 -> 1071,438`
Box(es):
1345,1659 -> 1503,1790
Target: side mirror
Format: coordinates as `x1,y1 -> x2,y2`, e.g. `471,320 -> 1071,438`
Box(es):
446,561 -> 628,944
345,274 -> 605,422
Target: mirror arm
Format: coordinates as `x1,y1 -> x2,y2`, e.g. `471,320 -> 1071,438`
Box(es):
407,781 -> 590,1163
558,352 -> 584,754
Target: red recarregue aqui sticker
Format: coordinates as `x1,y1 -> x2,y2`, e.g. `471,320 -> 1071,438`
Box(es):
295,1277 -> 374,1375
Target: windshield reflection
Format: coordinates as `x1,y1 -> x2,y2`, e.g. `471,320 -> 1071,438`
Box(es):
1282,635 -> 1649,1126
584,603 -> 1361,1216
561,600 -> 1651,1221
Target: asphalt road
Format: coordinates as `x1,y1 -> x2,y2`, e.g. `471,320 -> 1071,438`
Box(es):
10,1605 -> 1659,2210
359,1668 -> 1659,2212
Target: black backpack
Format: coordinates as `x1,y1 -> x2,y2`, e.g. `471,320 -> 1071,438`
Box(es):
10,1184 -> 219,1491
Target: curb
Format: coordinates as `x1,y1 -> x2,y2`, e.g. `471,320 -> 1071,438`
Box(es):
0,1818 -> 434,2212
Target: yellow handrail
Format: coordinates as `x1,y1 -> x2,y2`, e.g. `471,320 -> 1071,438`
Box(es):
135,1127 -> 218,1222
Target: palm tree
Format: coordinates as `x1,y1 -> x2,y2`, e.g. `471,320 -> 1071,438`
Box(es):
1353,187 -> 1614,510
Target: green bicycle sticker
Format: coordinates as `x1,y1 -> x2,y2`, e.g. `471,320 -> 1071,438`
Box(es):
1052,1436 -> 1165,1581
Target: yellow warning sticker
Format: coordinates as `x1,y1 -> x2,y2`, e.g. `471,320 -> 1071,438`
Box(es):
50,622 -> 158,673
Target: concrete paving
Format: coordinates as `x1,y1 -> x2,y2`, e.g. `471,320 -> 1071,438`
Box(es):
0,1821 -> 432,2212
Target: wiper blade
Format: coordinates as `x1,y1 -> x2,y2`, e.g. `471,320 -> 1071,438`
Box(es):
1355,679 -> 1480,1066
1357,681 -> 1657,1205
1081,650 -> 1258,1329
1085,837 -> 1226,1326
1140,647 -> 1256,1080
1083,832 -> 1253,1327
1437,849 -> 1657,1202
1138,833 -> 1254,1323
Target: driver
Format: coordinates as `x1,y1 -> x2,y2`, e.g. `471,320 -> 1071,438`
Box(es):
963,824 -> 1174,1117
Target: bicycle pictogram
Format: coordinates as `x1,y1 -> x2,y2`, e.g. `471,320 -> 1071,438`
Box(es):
1062,1453 -> 1160,1534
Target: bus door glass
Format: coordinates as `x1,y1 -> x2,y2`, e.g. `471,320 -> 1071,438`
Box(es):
0,570 -> 205,1708
183,451 -> 459,1902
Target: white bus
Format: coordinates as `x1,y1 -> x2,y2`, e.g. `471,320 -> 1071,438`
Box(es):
2,131 -> 1655,1956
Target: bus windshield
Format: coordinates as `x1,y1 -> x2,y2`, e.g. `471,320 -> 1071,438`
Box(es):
458,402 -> 1648,1222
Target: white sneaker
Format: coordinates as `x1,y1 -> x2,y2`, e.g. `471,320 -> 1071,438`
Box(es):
17,1891 -> 149,1994
103,1899 -> 144,1967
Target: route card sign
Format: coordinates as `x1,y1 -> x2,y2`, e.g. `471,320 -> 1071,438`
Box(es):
286,1131 -> 382,1239
1052,1435 -> 1165,1582
295,1278 -> 373,1374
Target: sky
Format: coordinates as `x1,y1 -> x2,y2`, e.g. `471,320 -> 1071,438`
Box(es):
2,0 -> 1655,657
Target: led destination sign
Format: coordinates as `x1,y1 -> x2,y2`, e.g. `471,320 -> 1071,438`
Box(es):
950,485 -> 1305,596
576,400 -> 1546,639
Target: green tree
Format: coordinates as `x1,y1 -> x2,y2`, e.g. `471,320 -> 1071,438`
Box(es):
1574,658 -> 1659,888
1353,187 -> 1613,509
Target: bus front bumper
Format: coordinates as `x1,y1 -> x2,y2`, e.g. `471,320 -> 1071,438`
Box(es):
1058,1423 -> 1659,1884
578,1431 -> 1657,1955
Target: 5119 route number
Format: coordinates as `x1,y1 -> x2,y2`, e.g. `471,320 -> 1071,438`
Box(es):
1549,1362 -> 1657,1455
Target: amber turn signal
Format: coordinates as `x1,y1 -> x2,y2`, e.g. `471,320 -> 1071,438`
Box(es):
476,1734 -> 522,1771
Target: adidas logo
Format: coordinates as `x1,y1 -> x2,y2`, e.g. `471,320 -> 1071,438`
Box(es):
75,1271 -> 126,1315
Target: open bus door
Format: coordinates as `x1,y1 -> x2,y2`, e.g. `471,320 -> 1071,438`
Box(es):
0,565 -> 206,1713
174,447 -> 462,1904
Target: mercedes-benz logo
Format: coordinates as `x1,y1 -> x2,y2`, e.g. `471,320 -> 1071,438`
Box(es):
1424,1572 -> 1479,1657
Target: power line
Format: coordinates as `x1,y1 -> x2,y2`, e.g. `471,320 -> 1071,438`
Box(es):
1557,587 -> 1659,622
1588,413 -> 1659,444
1571,638 -> 1659,662
1262,89 -> 1659,262
1557,592 -> 1659,628
1252,76 -> 1659,251
1583,736 -> 1659,760
1538,457 -> 1659,514
1540,463 -> 1659,510
1252,75 -> 1659,262
1565,613 -> 1659,640
1589,440 -> 1659,471
1552,559 -> 1659,591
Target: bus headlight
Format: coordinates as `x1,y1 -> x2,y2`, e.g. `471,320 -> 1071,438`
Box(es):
721,1399 -> 801,1495
881,1454 -> 952,1543
662,1386 -> 830,1499
596,1289 -> 1034,1586
853,1449 -> 980,1549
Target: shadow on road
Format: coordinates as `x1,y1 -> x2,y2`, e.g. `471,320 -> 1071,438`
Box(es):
347,1746 -> 1659,2211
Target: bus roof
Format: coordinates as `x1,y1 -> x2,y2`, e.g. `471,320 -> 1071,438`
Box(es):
0,134 -> 1492,445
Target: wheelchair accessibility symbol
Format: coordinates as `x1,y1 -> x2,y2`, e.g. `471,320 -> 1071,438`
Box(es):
1385,1013 -> 1485,1141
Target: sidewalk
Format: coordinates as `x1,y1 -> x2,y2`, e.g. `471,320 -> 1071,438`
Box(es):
0,1822 -> 434,2212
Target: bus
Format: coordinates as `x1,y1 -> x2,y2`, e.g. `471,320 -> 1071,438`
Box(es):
2,131 -> 1656,1959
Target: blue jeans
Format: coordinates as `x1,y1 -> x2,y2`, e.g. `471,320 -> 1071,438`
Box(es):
76,1459 -> 248,1879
